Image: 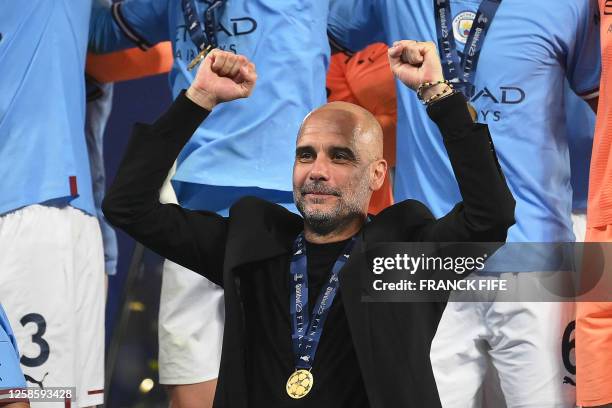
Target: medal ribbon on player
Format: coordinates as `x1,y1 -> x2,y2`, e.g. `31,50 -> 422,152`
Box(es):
287,233 -> 356,399
181,0 -> 225,70
434,0 -> 502,99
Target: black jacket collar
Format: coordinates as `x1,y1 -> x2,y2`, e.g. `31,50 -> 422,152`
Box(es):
224,196 -> 437,271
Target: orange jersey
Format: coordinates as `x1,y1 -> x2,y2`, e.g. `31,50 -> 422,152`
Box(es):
576,224 -> 612,406
327,43 -> 397,214
587,4 -> 612,228
576,2 -> 612,406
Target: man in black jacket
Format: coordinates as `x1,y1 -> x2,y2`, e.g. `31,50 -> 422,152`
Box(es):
103,41 -> 515,407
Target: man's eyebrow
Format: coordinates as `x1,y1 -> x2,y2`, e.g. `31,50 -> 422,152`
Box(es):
329,146 -> 357,161
295,146 -> 316,156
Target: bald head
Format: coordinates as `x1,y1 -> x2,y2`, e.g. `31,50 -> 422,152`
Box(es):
292,101 -> 388,242
298,101 -> 383,161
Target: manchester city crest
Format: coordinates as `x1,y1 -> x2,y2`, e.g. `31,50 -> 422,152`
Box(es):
453,11 -> 476,45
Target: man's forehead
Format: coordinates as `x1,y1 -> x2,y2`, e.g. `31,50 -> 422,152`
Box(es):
297,108 -> 361,143
296,101 -> 383,160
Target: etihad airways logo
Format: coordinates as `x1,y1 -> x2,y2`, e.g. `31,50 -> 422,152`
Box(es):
176,17 -> 257,43
467,85 -> 527,122
175,14 -> 258,59
470,86 -> 525,104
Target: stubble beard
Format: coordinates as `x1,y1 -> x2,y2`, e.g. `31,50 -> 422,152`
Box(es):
294,178 -> 370,237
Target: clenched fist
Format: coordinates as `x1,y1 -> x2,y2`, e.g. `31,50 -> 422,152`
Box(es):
388,41 -> 448,100
186,50 -> 257,110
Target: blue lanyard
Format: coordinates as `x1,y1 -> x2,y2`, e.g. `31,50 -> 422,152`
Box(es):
434,0 -> 502,98
289,233 -> 356,370
181,0 -> 225,50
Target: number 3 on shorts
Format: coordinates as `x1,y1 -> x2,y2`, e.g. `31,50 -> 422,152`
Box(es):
20,313 -> 49,368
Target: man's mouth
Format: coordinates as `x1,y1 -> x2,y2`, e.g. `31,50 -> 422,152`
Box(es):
305,192 -> 334,196
302,190 -> 340,198
300,183 -> 341,200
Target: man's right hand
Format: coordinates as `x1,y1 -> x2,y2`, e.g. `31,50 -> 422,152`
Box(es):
186,50 -> 257,111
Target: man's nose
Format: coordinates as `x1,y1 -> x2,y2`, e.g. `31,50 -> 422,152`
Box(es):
309,157 -> 330,181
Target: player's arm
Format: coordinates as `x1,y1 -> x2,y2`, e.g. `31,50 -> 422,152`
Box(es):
326,52 -> 358,103
388,40 -> 515,242
89,0 -> 170,54
566,0 -> 601,115
327,0 -> 385,54
0,306 -> 29,408
102,51 -> 257,286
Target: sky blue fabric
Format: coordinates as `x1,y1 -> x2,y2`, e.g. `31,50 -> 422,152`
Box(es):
0,0 -> 95,216
329,0 -> 600,244
90,0 -> 329,212
0,304 -> 26,389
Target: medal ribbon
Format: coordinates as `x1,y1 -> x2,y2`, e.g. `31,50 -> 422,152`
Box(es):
289,233 -> 356,370
434,0 -> 502,98
181,0 -> 225,50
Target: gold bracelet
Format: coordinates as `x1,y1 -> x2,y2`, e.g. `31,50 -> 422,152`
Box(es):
417,80 -> 451,101
424,86 -> 457,106
187,45 -> 214,71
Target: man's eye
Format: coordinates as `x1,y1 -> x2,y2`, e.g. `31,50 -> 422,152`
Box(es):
298,153 -> 313,160
333,153 -> 348,161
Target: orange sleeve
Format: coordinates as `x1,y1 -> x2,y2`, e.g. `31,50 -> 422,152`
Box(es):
326,53 -> 359,104
344,43 -> 397,167
587,1 -> 612,228
327,46 -> 396,214
576,4 -> 612,405
86,42 -> 173,83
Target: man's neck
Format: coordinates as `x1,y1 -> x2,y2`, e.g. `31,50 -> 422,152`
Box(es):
303,217 -> 365,244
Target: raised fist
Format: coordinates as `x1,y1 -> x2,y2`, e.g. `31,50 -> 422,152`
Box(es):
187,50 -> 257,110
388,41 -> 444,93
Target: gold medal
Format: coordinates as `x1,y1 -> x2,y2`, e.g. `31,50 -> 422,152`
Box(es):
467,103 -> 478,122
286,369 -> 313,399
187,45 -> 213,71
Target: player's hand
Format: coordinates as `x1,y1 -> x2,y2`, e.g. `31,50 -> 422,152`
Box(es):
388,40 -> 445,93
186,50 -> 257,110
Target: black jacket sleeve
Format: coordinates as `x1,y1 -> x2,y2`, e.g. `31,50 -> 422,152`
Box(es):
417,92 -> 516,242
102,91 -> 227,286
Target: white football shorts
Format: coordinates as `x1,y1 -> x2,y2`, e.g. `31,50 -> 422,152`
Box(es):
0,204 -> 105,407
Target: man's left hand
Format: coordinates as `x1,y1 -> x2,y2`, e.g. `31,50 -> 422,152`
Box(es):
388,40 -> 446,99
187,50 -> 257,110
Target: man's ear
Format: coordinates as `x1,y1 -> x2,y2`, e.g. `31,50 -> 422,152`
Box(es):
370,159 -> 388,191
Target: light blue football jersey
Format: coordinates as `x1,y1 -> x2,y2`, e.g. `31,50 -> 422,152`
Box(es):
90,0 -> 329,211
0,0 -> 95,216
0,304 -> 26,390
328,0 -> 600,245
